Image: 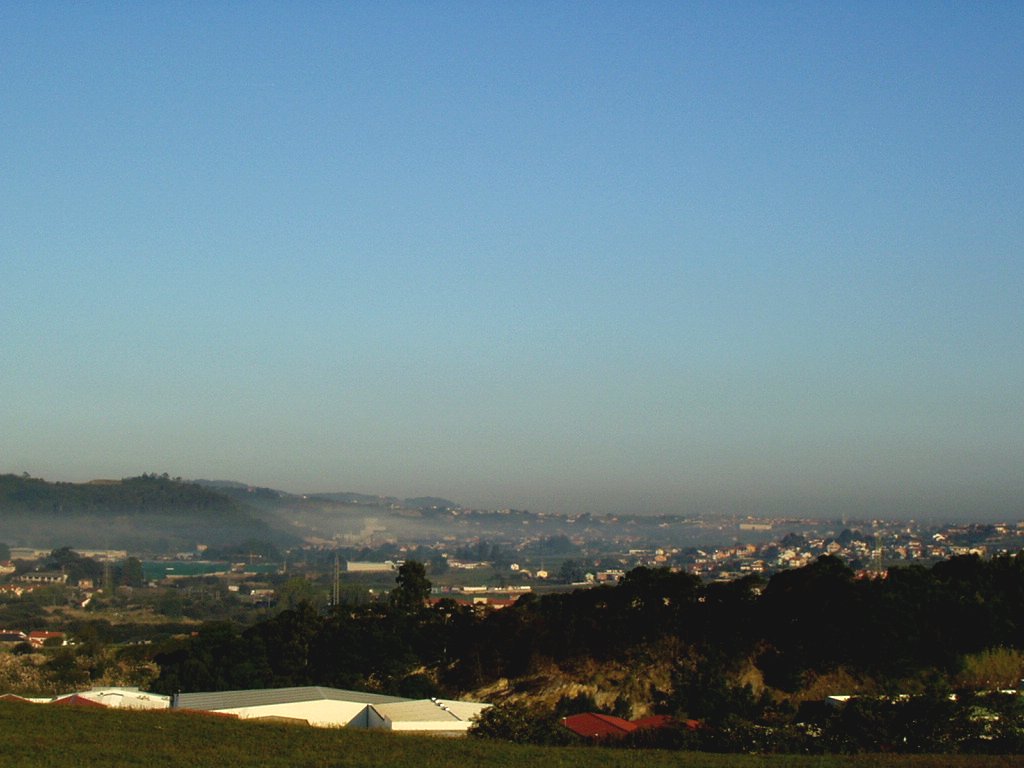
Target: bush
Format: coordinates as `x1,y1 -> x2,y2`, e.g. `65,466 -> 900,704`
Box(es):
469,702 -> 577,745
956,648 -> 1024,691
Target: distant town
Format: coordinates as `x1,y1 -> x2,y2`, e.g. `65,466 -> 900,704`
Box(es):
2,501 -> 1022,616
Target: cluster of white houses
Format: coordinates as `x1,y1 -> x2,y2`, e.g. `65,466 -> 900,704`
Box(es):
1,685 -> 490,735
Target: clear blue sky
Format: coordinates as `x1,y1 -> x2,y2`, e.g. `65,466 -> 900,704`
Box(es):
2,2 -> 1021,520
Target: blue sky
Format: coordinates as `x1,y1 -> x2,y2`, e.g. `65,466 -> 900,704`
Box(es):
2,2 -> 1021,519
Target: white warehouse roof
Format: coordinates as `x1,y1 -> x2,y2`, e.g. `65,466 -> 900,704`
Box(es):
171,686 -> 490,733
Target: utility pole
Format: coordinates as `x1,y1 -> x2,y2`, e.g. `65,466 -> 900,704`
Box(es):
332,553 -> 340,606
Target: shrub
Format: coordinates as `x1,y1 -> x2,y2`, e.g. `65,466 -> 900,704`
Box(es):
469,702 -> 576,745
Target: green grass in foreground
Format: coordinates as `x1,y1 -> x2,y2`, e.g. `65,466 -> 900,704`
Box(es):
0,703 -> 1023,768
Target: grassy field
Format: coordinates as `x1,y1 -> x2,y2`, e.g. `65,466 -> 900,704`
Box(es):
0,703 -> 1023,768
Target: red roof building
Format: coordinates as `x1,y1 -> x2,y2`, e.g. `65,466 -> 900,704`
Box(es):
632,714 -> 687,730
562,712 -> 693,740
562,713 -> 637,739
28,631 -> 65,648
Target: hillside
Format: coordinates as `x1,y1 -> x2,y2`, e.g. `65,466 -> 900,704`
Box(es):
0,474 -> 297,552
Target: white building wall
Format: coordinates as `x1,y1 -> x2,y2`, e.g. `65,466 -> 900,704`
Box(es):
366,707 -> 388,729
386,719 -> 473,734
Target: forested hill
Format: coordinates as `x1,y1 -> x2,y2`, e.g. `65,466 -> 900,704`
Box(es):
0,473 -> 246,514
0,474 -> 294,551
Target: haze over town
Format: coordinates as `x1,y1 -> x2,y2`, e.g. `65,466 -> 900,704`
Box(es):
3,4 -> 1021,520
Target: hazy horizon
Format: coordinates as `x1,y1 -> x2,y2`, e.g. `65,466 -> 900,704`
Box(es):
6,469 -> 1019,525
4,4 -> 1021,521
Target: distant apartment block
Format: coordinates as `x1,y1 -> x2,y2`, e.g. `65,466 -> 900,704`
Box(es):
343,561 -> 398,573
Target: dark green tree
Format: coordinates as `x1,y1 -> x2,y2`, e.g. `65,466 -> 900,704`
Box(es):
46,547 -> 103,585
277,576 -> 322,611
557,559 -> 587,584
244,602 -> 321,686
120,557 -> 145,588
152,621 -> 270,693
389,560 -> 431,612
469,702 -> 576,745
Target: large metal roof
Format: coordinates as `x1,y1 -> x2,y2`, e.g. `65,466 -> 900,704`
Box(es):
372,698 -> 490,723
434,698 -> 491,722
174,686 -> 407,711
371,700 -> 462,723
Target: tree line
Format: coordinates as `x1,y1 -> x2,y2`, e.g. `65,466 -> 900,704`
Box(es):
150,554 -> 1024,752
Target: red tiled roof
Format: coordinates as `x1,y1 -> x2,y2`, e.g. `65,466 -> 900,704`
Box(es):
562,713 -> 637,739
563,712 -> 699,739
631,714 -> 675,730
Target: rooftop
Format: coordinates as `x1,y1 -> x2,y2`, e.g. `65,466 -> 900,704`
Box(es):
174,686 -> 407,712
